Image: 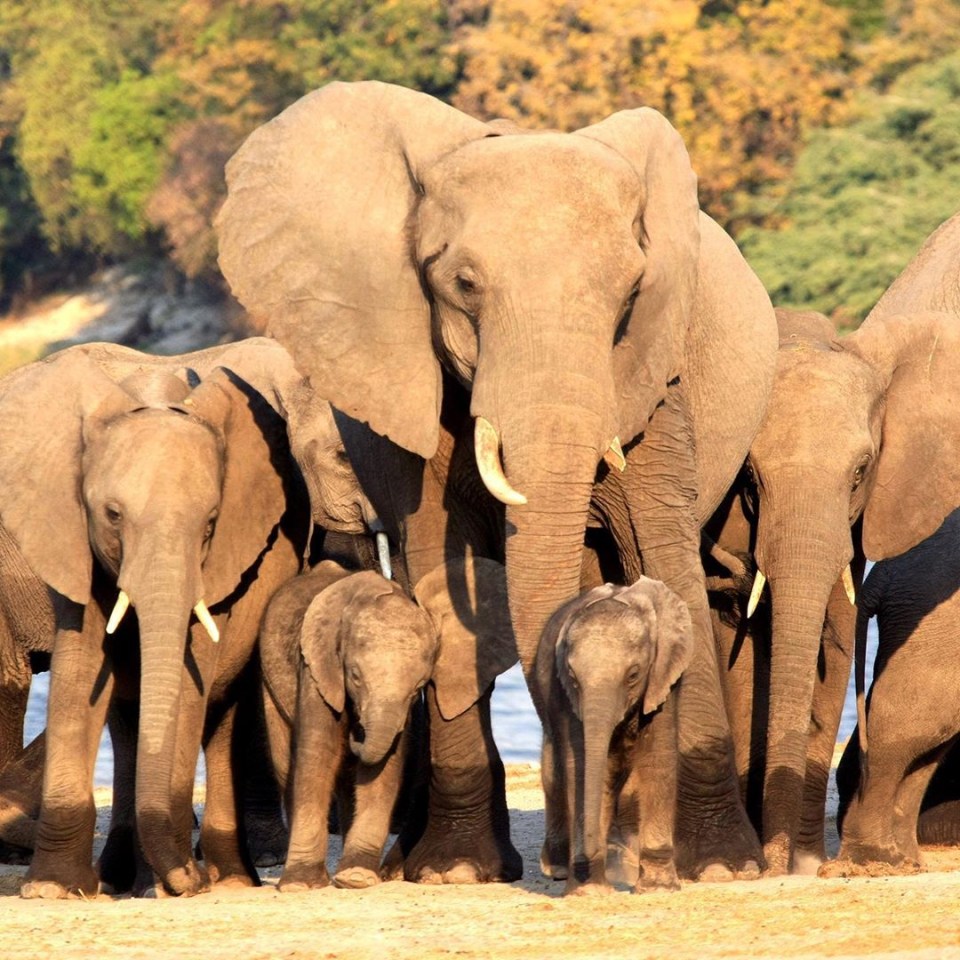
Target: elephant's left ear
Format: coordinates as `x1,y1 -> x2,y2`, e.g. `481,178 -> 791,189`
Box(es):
848,312 -> 960,560
185,367 -> 305,605
575,108 -> 701,441
415,557 -> 517,721
619,577 -> 694,714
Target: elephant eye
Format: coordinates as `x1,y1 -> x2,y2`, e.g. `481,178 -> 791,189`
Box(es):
455,274 -> 478,296
626,666 -> 642,686
851,457 -> 870,491
204,513 -> 218,542
105,504 -> 122,526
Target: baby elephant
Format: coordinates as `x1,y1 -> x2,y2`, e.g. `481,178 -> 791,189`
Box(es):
260,556 -> 516,890
535,577 -> 694,895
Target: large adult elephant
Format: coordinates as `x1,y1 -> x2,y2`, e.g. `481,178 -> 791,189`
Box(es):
217,80 -> 778,880
4,338 -> 310,898
706,298 -> 960,875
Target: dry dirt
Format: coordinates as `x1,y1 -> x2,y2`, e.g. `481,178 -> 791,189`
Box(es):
3,765 -> 960,960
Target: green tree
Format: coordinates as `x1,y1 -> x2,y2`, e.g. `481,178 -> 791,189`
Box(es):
738,52 -> 960,325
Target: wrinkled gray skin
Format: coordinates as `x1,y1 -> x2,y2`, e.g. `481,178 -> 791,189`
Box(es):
705,302 -> 960,875
260,557 -> 518,889
534,578 -> 694,895
218,79 -> 778,881
2,338 -> 310,899
825,509 -> 960,876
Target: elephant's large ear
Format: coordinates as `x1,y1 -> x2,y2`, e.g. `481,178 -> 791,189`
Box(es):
299,582 -> 348,714
0,350 -> 137,606
216,82 -> 494,460
847,311 -> 960,560
184,366 -> 302,605
415,557 -> 517,721
575,108 -> 701,440
618,577 -> 694,714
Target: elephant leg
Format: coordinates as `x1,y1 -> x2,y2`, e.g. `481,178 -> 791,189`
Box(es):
279,678 -> 345,891
539,726 -> 570,880
98,700 -> 141,894
917,742 -> 960,846
23,595 -> 114,899
335,728 -> 408,888
0,642 -> 31,773
625,387 -> 762,880
0,729 -> 44,861
795,576 -> 858,872
200,698 -> 259,888
635,696 -> 681,893
262,686 -> 292,806
891,746 -> 951,862
400,685 -> 521,884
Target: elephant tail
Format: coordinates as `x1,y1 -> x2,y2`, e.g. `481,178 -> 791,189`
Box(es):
854,568 -> 882,799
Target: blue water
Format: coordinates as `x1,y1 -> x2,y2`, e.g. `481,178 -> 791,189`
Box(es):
24,620 -> 877,785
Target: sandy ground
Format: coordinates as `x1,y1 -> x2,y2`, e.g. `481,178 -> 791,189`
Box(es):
2,766 -> 960,960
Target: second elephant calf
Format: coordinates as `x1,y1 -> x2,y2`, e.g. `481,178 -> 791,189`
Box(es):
534,577 -> 694,894
260,556 -> 517,889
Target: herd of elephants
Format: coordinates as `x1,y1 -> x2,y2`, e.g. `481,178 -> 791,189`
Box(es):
0,80 -> 958,899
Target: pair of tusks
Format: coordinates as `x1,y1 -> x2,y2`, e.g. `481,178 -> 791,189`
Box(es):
473,417 -> 626,507
745,566 -> 857,618
105,590 -> 220,643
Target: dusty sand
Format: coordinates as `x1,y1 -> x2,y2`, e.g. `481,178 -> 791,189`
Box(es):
2,765 -> 960,960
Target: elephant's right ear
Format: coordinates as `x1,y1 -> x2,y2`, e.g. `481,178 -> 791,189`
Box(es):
299,582 -> 349,714
216,81 -> 493,460
0,349 -> 135,606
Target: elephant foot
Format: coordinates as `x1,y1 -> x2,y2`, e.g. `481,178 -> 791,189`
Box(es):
761,835 -> 792,877
818,856 -> 921,879
22,861 -> 100,900
146,859 -> 211,898
635,849 -> 681,893
792,847 -> 825,877
246,812 -> 289,868
539,839 -> 569,880
403,814 -> 522,885
675,796 -> 764,881
564,878 -> 612,897
278,861 -> 330,892
334,866 -> 380,889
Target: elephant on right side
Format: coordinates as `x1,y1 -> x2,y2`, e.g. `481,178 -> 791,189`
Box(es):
704,301 -> 960,875
824,507 -> 960,875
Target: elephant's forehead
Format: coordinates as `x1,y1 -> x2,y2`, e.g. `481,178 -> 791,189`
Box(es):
753,350 -> 882,459
84,412 -> 223,507
424,133 -> 636,216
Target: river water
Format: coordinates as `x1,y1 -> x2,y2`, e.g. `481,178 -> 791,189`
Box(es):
23,619 -> 878,785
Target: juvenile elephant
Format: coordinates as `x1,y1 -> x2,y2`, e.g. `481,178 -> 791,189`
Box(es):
534,578 -> 694,894
827,509 -> 960,874
218,79 -> 777,880
704,303 -> 960,874
260,556 -> 518,889
0,338 -> 310,898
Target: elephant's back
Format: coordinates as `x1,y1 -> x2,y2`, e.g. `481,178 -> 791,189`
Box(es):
684,213 -> 778,525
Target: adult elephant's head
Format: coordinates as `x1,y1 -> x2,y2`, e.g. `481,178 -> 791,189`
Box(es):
0,343 -> 302,874
217,81 -> 700,664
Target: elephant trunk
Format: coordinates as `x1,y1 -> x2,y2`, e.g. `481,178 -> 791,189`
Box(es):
352,702 -> 408,766
757,483 -> 850,874
576,697 -> 622,888
129,558 -> 201,888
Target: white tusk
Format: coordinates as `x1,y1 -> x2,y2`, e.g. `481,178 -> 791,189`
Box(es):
842,565 -> 856,606
376,530 -> 393,581
603,437 -> 626,472
106,590 -> 131,635
746,570 -> 767,619
194,601 -> 220,643
474,417 -> 527,506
